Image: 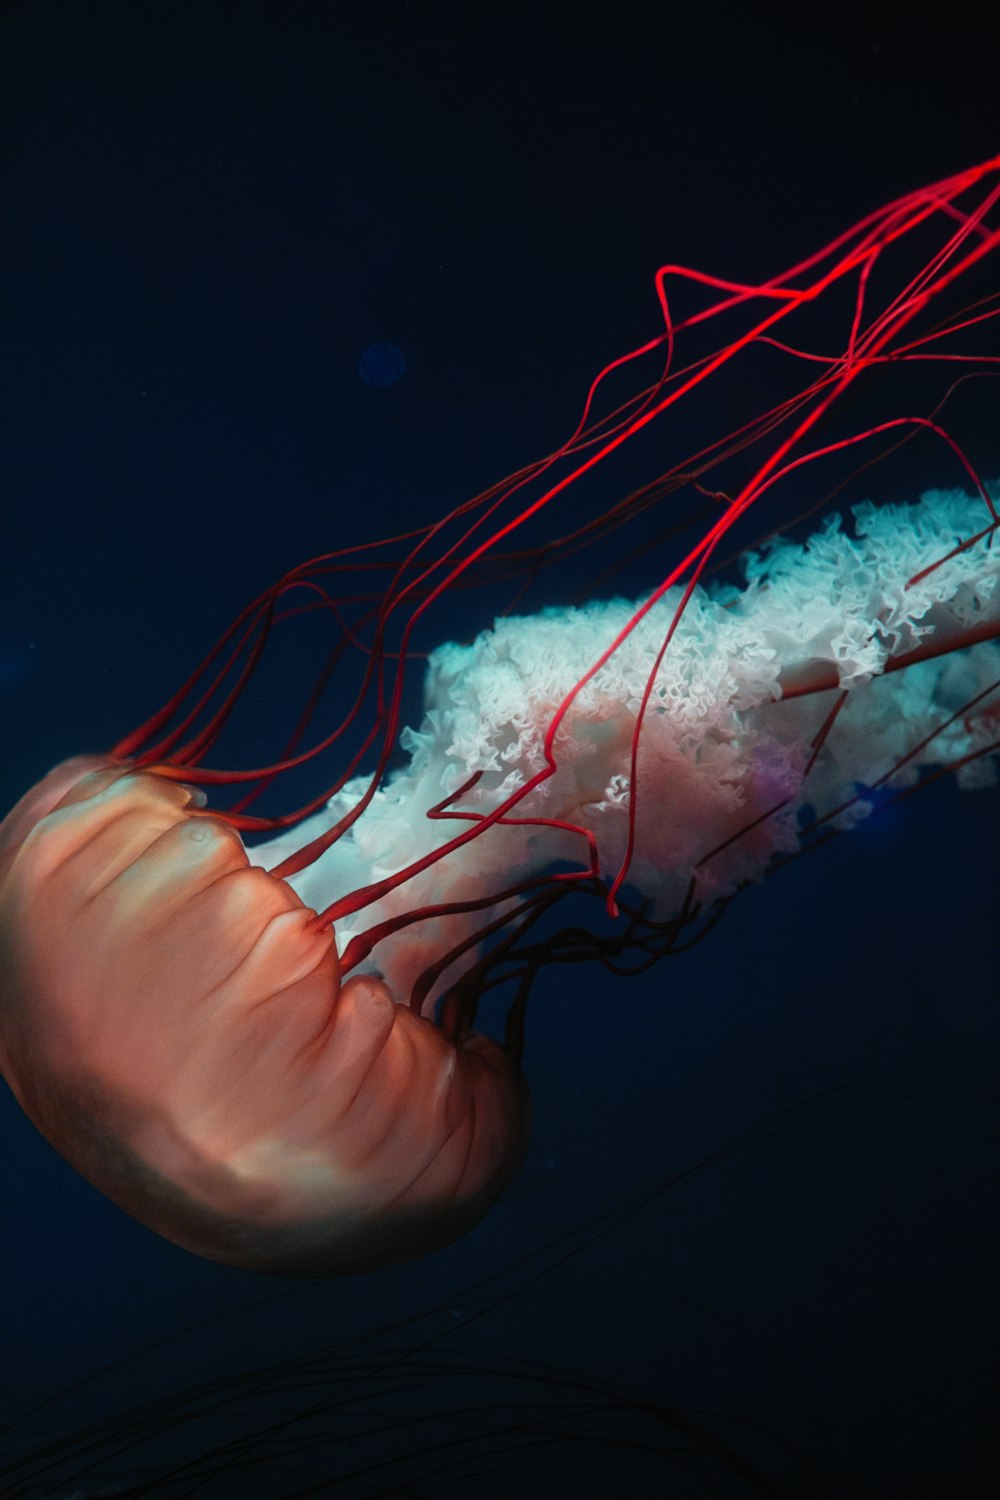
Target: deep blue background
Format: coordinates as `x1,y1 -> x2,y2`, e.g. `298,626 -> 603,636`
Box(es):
1,5 -> 998,1496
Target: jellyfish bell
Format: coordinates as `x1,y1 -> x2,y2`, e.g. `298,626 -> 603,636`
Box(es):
2,155 -> 999,1276
0,754 -> 529,1276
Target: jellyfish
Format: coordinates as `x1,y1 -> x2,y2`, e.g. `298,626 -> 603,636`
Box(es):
1,156 -> 998,1277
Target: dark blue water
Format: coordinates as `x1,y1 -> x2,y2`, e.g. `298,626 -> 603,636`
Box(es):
1,7 -> 997,1496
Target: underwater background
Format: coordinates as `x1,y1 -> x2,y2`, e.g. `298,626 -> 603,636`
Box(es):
1,5 -> 998,1496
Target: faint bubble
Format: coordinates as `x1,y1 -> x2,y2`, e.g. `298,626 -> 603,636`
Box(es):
358,341 -> 406,388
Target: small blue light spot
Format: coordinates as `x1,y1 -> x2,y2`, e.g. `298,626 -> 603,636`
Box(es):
358,342 -> 406,389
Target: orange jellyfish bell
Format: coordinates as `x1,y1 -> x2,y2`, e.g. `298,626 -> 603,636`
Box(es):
0,756 -> 529,1275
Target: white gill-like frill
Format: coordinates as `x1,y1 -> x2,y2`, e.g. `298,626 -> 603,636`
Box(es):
252,489 -> 998,1005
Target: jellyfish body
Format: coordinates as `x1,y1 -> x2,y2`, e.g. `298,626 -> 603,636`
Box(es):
2,157 -> 999,1275
1,485 -> 995,1273
0,758 -> 528,1275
